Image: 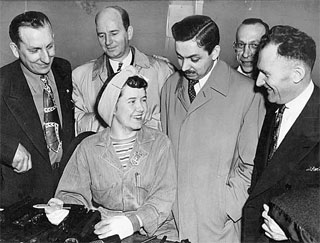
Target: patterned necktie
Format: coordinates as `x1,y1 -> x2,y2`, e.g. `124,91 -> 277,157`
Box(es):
268,104 -> 286,162
116,62 -> 123,72
188,79 -> 199,103
41,75 -> 61,153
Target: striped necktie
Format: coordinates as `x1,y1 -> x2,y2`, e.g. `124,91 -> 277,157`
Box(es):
268,104 -> 286,162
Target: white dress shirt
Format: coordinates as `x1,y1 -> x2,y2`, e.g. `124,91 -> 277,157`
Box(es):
237,66 -> 251,77
194,60 -> 217,94
109,50 -> 133,72
277,81 -> 314,147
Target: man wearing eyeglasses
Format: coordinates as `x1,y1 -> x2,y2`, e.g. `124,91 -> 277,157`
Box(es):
234,18 -> 269,80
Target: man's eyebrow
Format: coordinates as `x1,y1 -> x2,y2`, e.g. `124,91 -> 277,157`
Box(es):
176,51 -> 199,59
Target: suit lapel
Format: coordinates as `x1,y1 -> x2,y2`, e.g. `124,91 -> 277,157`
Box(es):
52,58 -> 70,135
5,61 -> 48,160
250,106 -> 278,188
250,88 -> 320,199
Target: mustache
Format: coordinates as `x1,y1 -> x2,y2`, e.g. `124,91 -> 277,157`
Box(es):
183,70 -> 196,75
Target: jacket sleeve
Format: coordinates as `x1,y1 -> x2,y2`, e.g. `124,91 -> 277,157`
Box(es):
130,137 -> 177,236
142,58 -> 174,131
0,132 -> 19,166
72,71 -> 102,136
226,92 -> 266,222
55,143 -> 93,208
269,187 -> 320,243
0,85 -> 19,165
155,58 -> 175,91
160,85 -> 168,135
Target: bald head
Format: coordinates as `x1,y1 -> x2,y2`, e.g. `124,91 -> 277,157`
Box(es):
95,6 -> 130,30
95,6 -> 133,61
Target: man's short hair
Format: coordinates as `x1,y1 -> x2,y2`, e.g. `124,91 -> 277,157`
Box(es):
172,15 -> 220,54
260,25 -> 316,70
95,6 -> 130,31
241,18 -> 269,34
9,11 -> 52,46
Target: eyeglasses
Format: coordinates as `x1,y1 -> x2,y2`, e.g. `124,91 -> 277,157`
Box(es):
233,42 -> 260,52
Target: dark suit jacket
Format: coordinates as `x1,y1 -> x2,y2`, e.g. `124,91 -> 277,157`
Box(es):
0,58 -> 75,207
242,85 -> 320,243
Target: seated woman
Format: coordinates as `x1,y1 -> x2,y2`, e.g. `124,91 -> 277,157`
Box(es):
52,66 -> 177,241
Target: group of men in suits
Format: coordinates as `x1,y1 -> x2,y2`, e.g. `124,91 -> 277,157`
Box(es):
0,7 -> 319,243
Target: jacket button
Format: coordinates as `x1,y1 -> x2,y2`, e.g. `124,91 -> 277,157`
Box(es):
247,188 -> 252,194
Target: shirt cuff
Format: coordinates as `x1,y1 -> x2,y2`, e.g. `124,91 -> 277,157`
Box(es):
126,213 -> 141,232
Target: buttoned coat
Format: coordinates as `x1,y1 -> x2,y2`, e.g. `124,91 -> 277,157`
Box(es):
161,60 -> 265,243
0,58 -> 75,207
242,86 -> 320,243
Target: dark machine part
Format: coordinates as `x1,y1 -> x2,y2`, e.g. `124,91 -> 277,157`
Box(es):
0,199 -> 119,243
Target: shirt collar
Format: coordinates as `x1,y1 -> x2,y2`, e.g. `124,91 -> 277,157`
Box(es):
109,49 -> 133,71
198,59 -> 217,87
237,66 -> 251,77
285,81 -> 314,111
20,63 -> 54,92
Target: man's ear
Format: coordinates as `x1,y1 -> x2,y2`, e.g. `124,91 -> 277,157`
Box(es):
9,42 -> 20,59
292,62 -> 306,84
127,26 -> 133,41
211,45 -> 221,60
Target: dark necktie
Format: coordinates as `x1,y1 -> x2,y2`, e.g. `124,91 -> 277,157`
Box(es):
188,79 -> 199,103
41,75 -> 61,153
268,105 -> 286,162
116,62 -> 123,72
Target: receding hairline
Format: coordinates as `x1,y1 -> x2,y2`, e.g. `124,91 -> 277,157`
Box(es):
95,6 -> 123,24
236,22 -> 267,39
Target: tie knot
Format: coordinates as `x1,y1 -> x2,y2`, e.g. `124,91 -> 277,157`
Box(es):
117,62 -> 123,72
278,104 -> 286,114
40,75 -> 48,85
189,79 -> 199,86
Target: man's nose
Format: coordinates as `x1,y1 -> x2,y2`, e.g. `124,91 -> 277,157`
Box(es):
40,50 -> 50,63
242,44 -> 252,58
105,34 -> 113,45
256,72 -> 265,87
181,59 -> 190,72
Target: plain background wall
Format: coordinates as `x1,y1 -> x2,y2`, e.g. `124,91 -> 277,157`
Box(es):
0,0 -> 319,85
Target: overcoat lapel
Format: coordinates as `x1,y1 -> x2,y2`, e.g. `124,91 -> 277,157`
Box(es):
177,60 -> 230,115
176,72 -> 189,112
5,61 -> 48,161
249,88 -> 319,199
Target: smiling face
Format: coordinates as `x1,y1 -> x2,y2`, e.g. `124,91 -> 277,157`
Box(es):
96,8 -> 132,62
112,85 -> 147,137
175,39 -> 219,80
235,23 -> 266,75
10,24 -> 55,75
256,43 -> 299,104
